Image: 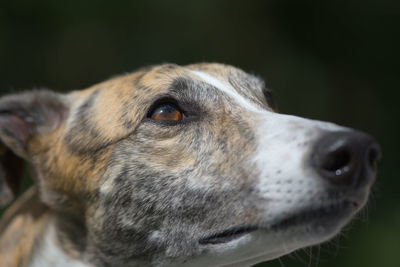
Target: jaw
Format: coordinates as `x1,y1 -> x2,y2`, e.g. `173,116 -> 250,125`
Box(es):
174,189 -> 368,267
178,221 -> 349,267
163,230 -> 292,267
172,227 -> 329,267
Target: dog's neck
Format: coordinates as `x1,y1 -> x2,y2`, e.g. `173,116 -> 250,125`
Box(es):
29,221 -> 90,267
0,187 -> 149,267
0,188 -> 86,267
0,188 -> 49,266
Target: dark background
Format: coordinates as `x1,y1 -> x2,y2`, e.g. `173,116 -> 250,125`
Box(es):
0,1 -> 399,266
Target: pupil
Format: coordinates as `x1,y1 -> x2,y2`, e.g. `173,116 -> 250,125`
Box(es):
162,105 -> 175,114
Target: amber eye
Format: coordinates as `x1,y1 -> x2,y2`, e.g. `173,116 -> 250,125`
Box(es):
150,104 -> 183,121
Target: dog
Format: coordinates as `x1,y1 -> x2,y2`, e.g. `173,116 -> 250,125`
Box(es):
0,63 -> 380,267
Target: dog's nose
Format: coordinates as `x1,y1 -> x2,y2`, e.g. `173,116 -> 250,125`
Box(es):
312,131 -> 381,189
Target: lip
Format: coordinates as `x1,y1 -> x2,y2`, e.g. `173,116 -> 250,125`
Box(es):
198,200 -> 361,245
269,200 -> 359,230
199,225 -> 259,245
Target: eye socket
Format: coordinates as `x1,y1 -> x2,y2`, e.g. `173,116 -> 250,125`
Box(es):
149,103 -> 183,121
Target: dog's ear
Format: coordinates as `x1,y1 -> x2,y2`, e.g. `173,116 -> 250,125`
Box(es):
0,90 -> 68,206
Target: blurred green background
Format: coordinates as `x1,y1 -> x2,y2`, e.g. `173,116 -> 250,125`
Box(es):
0,0 -> 399,266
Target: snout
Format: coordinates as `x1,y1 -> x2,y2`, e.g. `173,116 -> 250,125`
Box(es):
311,131 -> 381,189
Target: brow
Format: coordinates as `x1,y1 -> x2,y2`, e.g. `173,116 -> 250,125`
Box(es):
186,70 -> 267,114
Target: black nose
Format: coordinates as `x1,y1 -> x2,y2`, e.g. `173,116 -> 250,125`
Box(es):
312,131 -> 381,189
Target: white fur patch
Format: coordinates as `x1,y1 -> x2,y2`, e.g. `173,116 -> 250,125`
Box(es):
187,69 -> 265,114
253,112 -> 345,223
28,221 -> 92,267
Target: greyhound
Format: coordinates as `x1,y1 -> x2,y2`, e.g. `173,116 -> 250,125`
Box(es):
0,63 -> 380,266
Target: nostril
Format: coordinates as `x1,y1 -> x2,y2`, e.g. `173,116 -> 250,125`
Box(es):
312,130 -> 381,188
321,149 -> 351,176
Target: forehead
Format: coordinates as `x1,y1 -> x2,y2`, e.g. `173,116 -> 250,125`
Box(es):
131,63 -> 265,91
91,63 -> 268,112
138,63 -> 269,109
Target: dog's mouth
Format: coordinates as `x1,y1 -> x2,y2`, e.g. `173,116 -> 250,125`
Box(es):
199,200 -> 359,245
199,200 -> 361,245
199,225 -> 259,245
270,200 -> 359,231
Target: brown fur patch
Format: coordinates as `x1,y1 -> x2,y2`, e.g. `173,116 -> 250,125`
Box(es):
0,188 -> 49,267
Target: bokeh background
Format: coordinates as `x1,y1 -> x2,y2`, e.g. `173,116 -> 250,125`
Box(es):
0,1 -> 399,266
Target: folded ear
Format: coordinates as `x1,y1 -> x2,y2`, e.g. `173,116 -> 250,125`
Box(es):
0,90 -> 68,206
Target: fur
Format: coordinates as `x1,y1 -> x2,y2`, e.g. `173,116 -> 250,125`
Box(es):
0,63 -> 378,267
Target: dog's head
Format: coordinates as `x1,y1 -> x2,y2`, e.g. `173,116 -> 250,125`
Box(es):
0,63 -> 380,266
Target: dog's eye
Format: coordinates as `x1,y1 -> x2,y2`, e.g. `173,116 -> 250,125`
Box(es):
150,104 -> 183,121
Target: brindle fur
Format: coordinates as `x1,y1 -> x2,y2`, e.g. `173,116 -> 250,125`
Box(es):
0,63 -> 375,267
